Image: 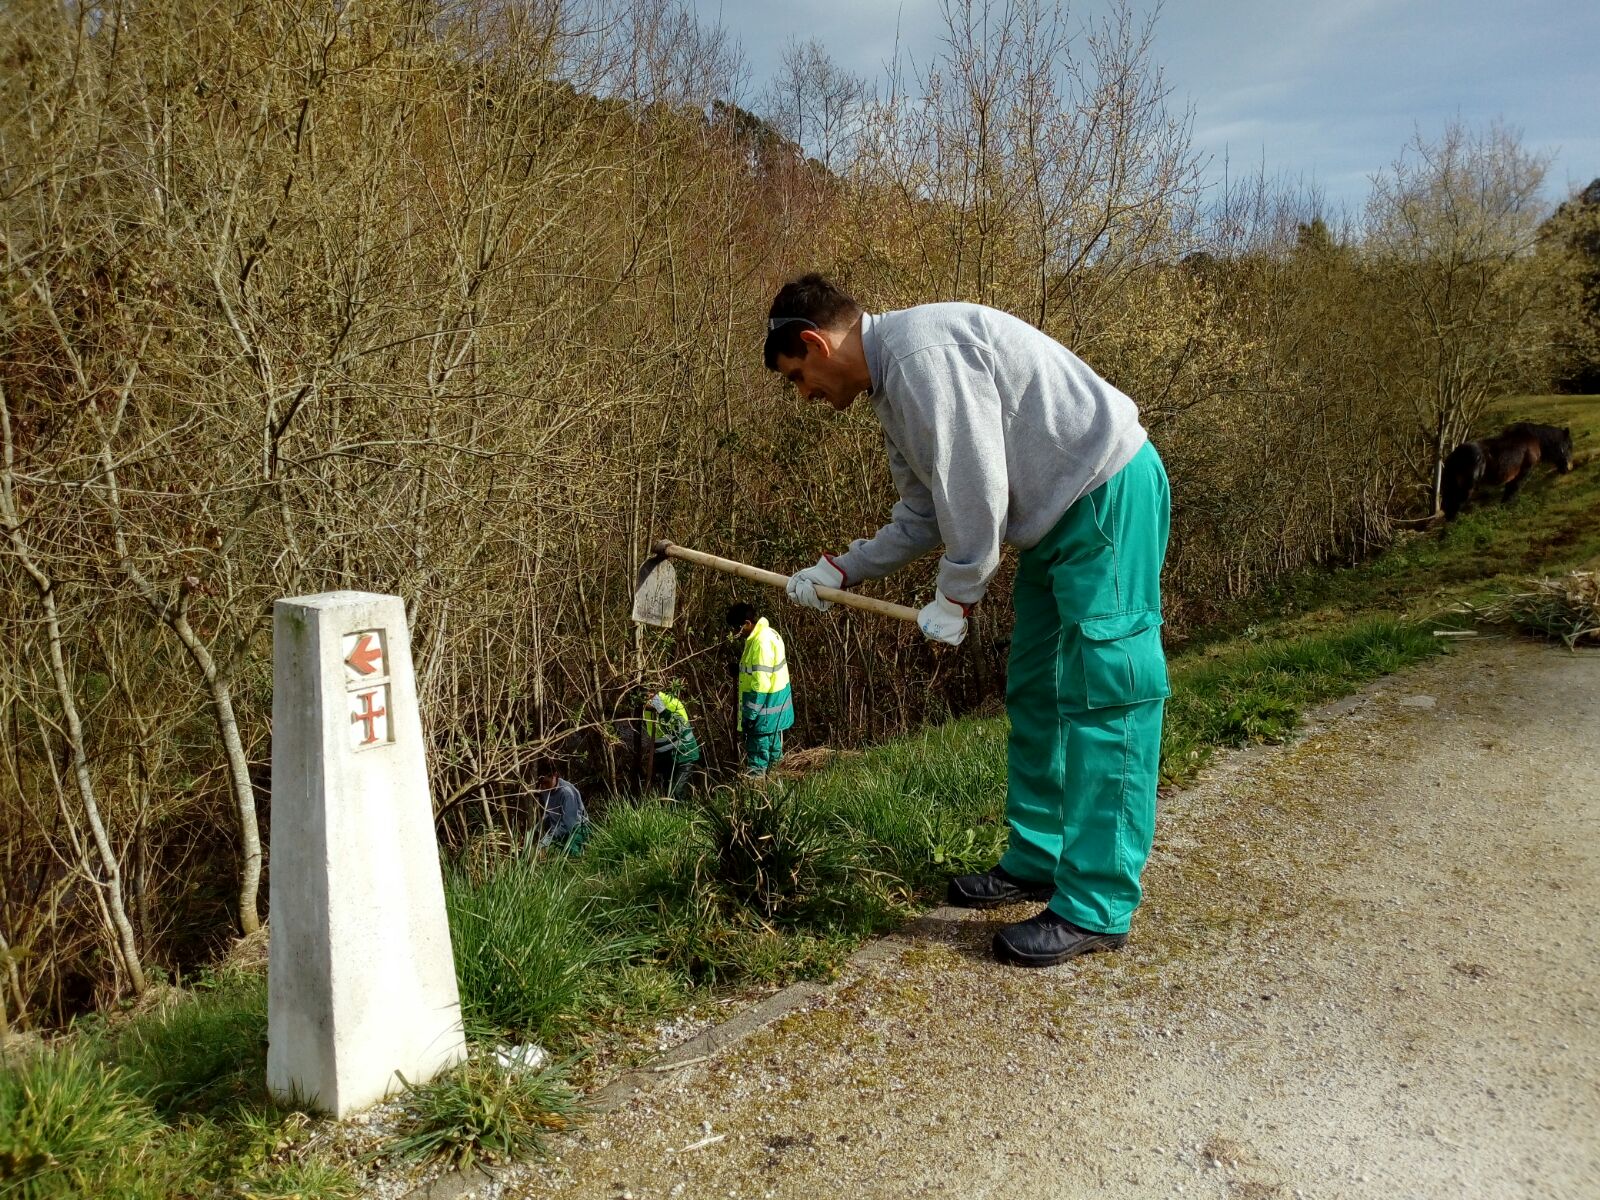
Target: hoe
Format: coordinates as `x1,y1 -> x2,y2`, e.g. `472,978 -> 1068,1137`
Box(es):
632,540 -> 919,628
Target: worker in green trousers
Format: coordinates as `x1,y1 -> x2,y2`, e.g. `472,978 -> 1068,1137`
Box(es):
770,274 -> 1170,967
728,602 -> 794,777
1000,444 -> 1169,937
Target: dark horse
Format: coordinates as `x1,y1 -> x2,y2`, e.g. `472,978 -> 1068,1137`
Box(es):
1441,421 -> 1575,520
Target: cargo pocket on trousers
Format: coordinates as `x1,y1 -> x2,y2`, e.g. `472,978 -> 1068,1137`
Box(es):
1071,609 -> 1171,710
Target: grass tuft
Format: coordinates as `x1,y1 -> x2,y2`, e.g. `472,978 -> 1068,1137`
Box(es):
700,781 -> 874,924
387,1057 -> 584,1171
235,1156 -> 361,1200
445,856 -> 650,1043
0,1046 -> 163,1200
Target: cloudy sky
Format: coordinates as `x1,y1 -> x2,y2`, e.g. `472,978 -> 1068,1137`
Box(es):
712,0 -> 1599,216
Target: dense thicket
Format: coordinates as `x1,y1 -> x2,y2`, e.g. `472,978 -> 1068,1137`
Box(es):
0,0 -> 1577,1026
1543,179 -> 1600,393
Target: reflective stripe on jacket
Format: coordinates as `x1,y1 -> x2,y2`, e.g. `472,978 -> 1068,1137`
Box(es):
645,693 -> 701,763
738,617 -> 794,734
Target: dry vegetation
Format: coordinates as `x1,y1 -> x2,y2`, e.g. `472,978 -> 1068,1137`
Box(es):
1464,570 -> 1600,648
0,0 -> 1584,1029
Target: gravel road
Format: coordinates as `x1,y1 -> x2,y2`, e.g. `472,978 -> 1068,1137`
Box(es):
491,637 -> 1600,1200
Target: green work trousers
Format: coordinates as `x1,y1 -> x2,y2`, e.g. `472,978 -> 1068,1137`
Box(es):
744,729 -> 784,775
653,751 -> 699,800
997,441 -> 1171,934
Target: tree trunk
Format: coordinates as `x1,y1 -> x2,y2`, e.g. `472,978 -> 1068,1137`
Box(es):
171,614 -> 263,935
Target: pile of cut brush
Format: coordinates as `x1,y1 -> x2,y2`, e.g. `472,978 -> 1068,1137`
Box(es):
1462,571 -> 1600,649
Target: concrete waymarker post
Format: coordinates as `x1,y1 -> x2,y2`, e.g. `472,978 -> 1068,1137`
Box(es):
267,591 -> 467,1117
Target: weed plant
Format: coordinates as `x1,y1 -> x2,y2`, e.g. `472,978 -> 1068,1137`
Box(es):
445,857 -> 651,1043
700,781 -> 875,923
387,1056 -> 583,1171
233,1158 -> 361,1199
0,1048 -> 163,1199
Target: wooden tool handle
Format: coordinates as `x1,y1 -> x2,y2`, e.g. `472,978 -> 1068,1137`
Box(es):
657,542 -> 921,624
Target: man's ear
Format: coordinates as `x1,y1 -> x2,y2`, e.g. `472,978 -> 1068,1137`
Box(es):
798,327 -> 832,358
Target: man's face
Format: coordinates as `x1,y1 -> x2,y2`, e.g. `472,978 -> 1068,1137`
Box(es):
774,329 -> 859,411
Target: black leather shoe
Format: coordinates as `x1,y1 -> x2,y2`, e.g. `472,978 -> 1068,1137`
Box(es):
946,864 -> 1054,909
993,908 -> 1127,967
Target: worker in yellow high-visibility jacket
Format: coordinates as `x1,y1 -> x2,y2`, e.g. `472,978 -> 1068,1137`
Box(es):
727,602 -> 793,775
644,690 -> 701,798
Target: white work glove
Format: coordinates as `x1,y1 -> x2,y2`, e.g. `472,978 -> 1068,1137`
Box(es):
918,593 -> 970,646
786,555 -> 846,611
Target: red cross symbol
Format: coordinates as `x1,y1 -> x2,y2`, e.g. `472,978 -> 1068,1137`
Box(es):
351,689 -> 387,745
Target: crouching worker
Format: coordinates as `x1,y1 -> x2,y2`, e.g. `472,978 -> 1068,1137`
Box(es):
769,274 -> 1170,968
727,602 -> 793,777
532,757 -> 589,854
645,689 -> 702,799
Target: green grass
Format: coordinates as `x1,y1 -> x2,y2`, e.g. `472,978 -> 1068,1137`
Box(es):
0,974 -> 362,1199
445,857 -> 653,1043
5,392 -> 1594,1193
107,974 -> 269,1119
1190,394 -> 1600,648
0,1048 -> 164,1199
385,1056 -> 584,1172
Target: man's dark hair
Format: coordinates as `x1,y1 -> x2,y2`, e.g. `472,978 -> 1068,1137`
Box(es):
534,755 -> 559,780
764,273 -> 861,370
725,601 -> 757,630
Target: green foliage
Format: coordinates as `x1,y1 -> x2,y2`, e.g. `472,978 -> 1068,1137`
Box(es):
699,782 -> 871,923
0,992 -> 365,1198
719,928 -> 855,984
107,973 -> 268,1118
387,1058 -> 584,1171
0,1048 -> 162,1199
446,857 -> 650,1043
582,800 -> 705,916
822,721 -> 1007,886
925,819 -> 1010,874
234,1158 -> 361,1200
1212,695 -> 1302,744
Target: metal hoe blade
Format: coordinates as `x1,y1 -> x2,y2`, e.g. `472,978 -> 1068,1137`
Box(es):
631,557 -> 678,628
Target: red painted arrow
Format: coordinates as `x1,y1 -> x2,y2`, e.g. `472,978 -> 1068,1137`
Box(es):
345,633 -> 383,676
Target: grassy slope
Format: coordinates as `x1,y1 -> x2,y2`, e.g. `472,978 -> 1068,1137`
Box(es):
4,396 -> 1595,1197
1200,394 -> 1600,642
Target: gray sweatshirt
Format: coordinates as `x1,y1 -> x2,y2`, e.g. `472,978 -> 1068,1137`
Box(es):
536,779 -> 588,847
831,303 -> 1147,607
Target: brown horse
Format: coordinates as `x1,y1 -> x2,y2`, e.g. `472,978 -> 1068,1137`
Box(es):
1441,421 -> 1575,521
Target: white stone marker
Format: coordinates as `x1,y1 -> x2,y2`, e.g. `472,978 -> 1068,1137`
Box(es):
267,591 -> 467,1116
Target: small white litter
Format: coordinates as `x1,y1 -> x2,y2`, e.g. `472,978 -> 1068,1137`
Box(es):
492,1042 -> 550,1072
